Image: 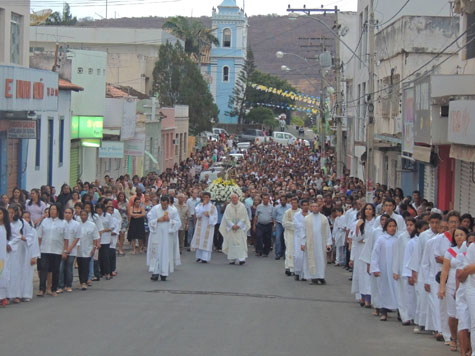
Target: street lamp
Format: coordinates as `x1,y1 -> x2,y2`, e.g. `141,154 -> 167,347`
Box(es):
280,65 -> 291,72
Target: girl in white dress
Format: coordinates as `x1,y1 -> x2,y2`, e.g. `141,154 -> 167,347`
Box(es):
0,207 -> 11,307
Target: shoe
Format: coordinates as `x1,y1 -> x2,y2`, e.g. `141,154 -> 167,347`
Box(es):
413,326 -> 422,334
311,279 -> 319,285
81,284 -> 87,291
285,269 -> 291,276
229,261 -> 236,265
150,274 -> 159,281
301,278 -> 307,281
275,256 -> 280,260
87,281 -> 92,287
201,260 -> 208,264
196,259 -> 202,262
319,279 -> 326,285
239,261 -> 245,265
1,298 -> 8,307
56,288 -> 63,294
65,288 -> 73,293
22,298 -> 31,302
402,321 -> 412,326
294,275 -> 300,281
37,291 -> 45,297
160,275 -> 167,281
105,276 -> 111,280
91,277 -> 100,282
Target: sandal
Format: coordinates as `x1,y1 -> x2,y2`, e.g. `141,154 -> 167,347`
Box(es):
37,291 -> 45,297
380,315 -> 387,321
449,340 -> 457,352
12,298 -> 21,304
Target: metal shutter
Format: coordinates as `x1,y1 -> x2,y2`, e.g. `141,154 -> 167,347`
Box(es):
423,164 -> 437,204
70,144 -> 79,187
458,161 -> 475,215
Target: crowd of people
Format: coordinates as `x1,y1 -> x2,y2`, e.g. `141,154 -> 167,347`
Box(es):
0,134 -> 474,355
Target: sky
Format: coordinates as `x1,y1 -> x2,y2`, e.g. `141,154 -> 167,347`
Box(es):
30,0 -> 358,20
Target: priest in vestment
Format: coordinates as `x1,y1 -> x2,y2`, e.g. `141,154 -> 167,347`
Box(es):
282,196 -> 300,276
147,195 -> 181,281
191,192 -> 217,263
219,193 -> 250,265
301,201 -> 332,285
293,200 -> 310,281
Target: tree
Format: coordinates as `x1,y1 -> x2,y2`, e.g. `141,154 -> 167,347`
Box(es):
152,42 -> 218,135
162,16 -> 219,59
246,107 -> 277,128
45,3 -> 77,26
227,47 -> 256,125
247,70 -> 297,118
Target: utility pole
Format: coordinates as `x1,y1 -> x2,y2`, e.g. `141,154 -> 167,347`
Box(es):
334,6 -> 343,178
365,0 -> 375,195
288,5 -> 342,174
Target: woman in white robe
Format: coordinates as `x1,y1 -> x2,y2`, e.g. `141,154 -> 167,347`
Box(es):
370,218 -> 399,321
351,203 -> 376,307
0,207 -> 11,306
392,217 -> 416,325
360,214 -> 389,315
19,212 -> 40,301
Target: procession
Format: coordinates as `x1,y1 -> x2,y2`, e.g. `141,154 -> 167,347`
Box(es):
1,134 -> 475,356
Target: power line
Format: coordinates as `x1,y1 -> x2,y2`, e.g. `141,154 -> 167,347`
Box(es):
346,23 -> 473,106
372,0 -> 411,28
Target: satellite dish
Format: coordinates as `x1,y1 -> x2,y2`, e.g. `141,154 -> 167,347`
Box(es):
30,9 -> 53,25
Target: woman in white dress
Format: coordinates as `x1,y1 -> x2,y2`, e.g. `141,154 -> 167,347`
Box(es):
351,203 -> 376,308
0,207 -> 11,307
371,218 -> 399,321
438,226 -> 469,352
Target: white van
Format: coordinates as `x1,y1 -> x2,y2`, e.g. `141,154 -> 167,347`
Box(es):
272,131 -> 309,146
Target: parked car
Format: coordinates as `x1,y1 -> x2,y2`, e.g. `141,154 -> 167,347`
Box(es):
272,131 -> 309,146
239,129 -> 268,144
237,142 -> 250,151
212,127 -> 230,137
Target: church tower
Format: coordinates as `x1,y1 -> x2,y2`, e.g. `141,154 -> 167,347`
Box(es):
209,0 -> 248,124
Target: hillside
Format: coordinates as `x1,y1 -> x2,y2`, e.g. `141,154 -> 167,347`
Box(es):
76,14 -> 336,95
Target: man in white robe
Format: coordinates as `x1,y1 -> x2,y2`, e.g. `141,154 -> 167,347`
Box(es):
301,201 -> 332,284
220,193 -> 250,265
191,192 -> 217,263
374,199 -> 406,234
293,200 -> 310,281
282,197 -> 300,276
147,195 -> 181,281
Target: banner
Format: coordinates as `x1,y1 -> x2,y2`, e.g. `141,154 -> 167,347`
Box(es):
250,82 -> 320,107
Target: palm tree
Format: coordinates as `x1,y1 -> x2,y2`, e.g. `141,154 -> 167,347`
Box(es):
163,16 -> 219,60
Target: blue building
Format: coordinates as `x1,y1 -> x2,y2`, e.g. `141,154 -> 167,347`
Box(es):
207,0 -> 248,124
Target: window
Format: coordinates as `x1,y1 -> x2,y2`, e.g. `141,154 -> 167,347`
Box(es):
77,67 -> 83,74
223,28 -> 231,47
59,117 -> 65,166
467,13 -> 475,60
10,13 -> 21,64
223,66 -> 229,82
276,133 -> 284,139
88,68 -> 93,75
35,117 -> 41,169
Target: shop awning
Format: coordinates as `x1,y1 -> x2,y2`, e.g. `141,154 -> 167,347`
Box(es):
450,144 -> 475,163
413,145 -> 431,163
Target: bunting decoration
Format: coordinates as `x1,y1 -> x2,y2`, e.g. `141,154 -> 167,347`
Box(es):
250,82 -> 320,107
251,102 -> 320,114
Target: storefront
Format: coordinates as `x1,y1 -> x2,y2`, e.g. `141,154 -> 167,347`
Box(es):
0,65 -> 58,194
70,115 -> 103,186
449,100 -> 475,215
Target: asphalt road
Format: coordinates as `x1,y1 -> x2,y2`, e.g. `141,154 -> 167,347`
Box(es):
0,249 -> 451,356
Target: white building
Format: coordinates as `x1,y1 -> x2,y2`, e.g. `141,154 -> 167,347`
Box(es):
30,26 -> 180,95
25,79 -> 83,191
345,0 -> 453,183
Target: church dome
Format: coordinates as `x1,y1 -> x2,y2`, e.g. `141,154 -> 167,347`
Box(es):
218,0 -> 238,8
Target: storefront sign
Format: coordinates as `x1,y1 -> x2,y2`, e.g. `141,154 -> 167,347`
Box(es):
99,141 -> 124,158
448,100 -> 475,146
0,65 -> 58,111
125,133 -> 145,156
71,116 -> 103,139
7,120 -> 38,139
